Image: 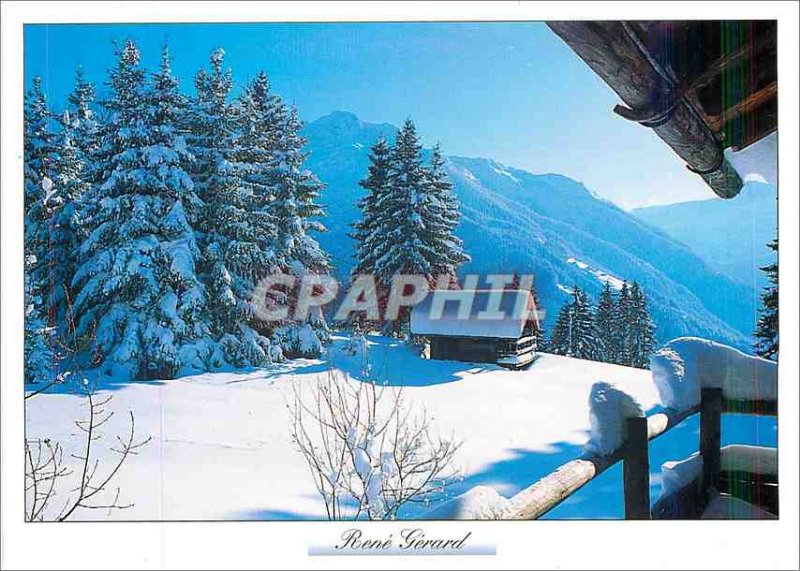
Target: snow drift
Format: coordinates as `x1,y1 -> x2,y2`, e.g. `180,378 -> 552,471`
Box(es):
584,381 -> 645,456
420,486 -> 511,520
650,337 -> 777,412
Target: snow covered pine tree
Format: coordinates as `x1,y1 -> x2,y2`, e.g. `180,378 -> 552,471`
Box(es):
549,286 -> 599,359
614,281 -> 633,366
45,109 -> 92,349
23,77 -> 58,383
349,136 -> 392,328
265,104 -> 332,357
628,282 -> 656,368
352,120 -> 468,334
72,41 -> 207,379
594,282 -> 619,363
187,48 -> 283,369
189,50 -> 330,364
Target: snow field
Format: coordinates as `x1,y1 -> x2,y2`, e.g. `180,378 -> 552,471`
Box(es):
25,335 -> 659,520
25,334 -> 777,520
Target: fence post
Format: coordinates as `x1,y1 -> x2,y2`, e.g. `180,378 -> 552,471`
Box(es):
700,387 -> 723,502
623,416 -> 650,519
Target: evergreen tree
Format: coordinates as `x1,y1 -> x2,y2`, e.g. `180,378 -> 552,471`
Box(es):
275,106 -> 333,351
548,286 -> 599,359
595,282 -> 618,363
614,281 -> 633,366
628,282 -> 656,368
46,114 -> 91,344
72,41 -> 207,379
530,281 -> 546,351
54,67 -> 100,340
373,120 -> 436,280
24,77 -> 57,214
359,120 -> 468,332
23,76 -> 58,382
755,238 -> 778,360
351,136 -> 392,278
234,71 -> 331,355
188,49 -> 290,366
65,67 -> 100,168
423,144 -> 469,277
269,104 -> 330,275
229,72 -> 283,285
573,288 -> 600,360
24,254 -> 54,384
548,303 -> 572,356
349,136 -> 393,328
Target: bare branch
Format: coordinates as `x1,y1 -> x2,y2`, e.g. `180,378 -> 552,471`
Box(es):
290,369 -> 461,520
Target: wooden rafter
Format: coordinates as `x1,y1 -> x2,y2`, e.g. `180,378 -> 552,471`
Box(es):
709,80 -> 778,131
688,30 -> 776,93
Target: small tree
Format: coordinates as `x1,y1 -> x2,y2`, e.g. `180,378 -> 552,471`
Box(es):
290,370 -> 461,520
755,237 -> 778,360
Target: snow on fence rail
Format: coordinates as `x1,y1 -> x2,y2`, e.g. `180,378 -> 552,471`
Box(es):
500,386 -> 777,520
476,340 -> 778,520
503,400 -> 700,520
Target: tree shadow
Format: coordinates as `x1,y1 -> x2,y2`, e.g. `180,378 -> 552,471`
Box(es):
328,334 -> 504,387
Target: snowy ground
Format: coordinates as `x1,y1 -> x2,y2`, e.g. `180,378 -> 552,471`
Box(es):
24,334 -> 776,520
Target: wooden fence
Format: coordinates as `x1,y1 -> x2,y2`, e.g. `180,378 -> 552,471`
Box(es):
505,388 -> 778,520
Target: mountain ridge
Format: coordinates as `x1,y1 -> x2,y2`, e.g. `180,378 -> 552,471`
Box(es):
303,111 -> 758,350
632,182 -> 777,292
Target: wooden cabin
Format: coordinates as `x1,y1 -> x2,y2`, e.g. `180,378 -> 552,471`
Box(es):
410,290 -> 541,369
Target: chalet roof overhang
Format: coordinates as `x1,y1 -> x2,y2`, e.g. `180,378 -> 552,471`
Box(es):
548,21 -> 777,199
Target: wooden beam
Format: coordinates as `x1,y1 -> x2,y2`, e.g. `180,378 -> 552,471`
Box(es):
505,406 -> 698,519
504,459 -> 597,520
709,80 -> 778,131
547,22 -> 743,199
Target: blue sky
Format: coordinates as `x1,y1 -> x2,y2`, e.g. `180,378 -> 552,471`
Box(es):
25,22 -> 718,209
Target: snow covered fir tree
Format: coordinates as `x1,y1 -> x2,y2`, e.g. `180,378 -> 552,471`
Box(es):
349,121 -> 469,334
22,41 -> 333,383
549,282 -> 656,369
24,77 -> 58,382
548,286 -> 600,361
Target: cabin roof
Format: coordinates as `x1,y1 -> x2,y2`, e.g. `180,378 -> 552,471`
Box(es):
548,21 -> 777,199
410,289 -> 540,340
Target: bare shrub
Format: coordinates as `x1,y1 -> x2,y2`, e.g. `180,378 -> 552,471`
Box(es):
290,370 -> 461,520
24,438 -> 69,521
25,386 -> 151,521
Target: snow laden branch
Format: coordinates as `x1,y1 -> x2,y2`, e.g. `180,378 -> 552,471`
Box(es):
290,370 -> 461,520
24,386 -> 151,521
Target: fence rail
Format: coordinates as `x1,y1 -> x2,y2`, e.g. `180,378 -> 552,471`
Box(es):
504,388 -> 778,520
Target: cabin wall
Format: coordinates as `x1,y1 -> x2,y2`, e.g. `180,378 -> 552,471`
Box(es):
429,337 -> 502,364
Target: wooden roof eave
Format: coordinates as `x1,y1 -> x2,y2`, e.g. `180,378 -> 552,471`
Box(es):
548,21 -> 743,199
